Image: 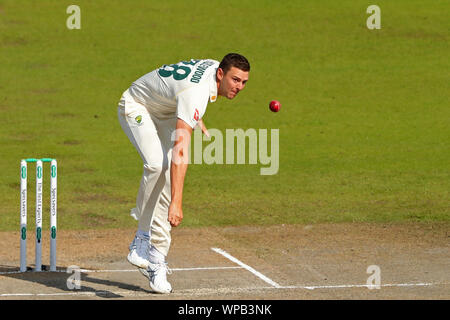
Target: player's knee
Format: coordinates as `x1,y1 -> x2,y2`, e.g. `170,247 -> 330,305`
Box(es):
143,163 -> 164,176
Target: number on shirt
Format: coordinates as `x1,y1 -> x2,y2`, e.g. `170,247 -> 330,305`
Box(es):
158,60 -> 200,80
181,59 -> 200,66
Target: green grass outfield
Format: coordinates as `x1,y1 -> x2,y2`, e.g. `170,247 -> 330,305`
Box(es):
0,0 -> 449,231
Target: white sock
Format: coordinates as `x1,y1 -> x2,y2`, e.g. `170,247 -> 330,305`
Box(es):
136,229 -> 150,240
149,245 -> 165,264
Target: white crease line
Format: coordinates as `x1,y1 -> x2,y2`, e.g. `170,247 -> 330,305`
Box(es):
173,267 -> 243,271
0,266 -> 243,275
1,292 -> 104,297
78,266 -> 243,273
211,247 -> 281,288
174,282 -> 449,293
283,282 -> 439,290
1,282 -> 447,297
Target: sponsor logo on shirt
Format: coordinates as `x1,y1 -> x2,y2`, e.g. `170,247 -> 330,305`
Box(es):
135,115 -> 143,125
193,109 -> 199,121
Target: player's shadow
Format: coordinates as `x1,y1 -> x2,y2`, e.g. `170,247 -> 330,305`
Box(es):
0,265 -> 153,298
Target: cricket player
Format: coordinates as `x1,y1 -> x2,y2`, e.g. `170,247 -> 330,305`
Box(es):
117,53 -> 250,293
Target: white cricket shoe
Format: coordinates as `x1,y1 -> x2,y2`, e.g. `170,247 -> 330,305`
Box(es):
140,262 -> 173,294
127,235 -> 150,269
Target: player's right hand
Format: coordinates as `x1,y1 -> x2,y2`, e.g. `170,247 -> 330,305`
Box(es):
168,203 -> 183,227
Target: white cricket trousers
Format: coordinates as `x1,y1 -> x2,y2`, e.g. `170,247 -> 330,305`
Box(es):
117,89 -> 176,257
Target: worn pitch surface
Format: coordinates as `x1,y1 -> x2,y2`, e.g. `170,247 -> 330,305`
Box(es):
0,223 -> 448,300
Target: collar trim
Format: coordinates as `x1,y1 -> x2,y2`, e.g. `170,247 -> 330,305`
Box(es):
209,68 -> 218,103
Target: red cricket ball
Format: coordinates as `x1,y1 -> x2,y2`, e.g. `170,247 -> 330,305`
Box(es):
269,100 -> 281,112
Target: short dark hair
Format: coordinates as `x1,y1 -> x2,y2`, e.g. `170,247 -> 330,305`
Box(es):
219,53 -> 250,74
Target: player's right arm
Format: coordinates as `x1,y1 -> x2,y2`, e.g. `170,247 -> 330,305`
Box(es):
168,118 -> 192,227
169,78 -> 209,227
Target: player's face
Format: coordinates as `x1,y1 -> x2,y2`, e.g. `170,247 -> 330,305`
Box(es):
217,67 -> 249,99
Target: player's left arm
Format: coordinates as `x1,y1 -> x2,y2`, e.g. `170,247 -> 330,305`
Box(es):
168,118 -> 193,227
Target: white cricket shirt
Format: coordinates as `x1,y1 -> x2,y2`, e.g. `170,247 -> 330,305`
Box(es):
128,59 -> 219,128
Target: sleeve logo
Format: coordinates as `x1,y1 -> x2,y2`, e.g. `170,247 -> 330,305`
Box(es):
193,109 -> 199,121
